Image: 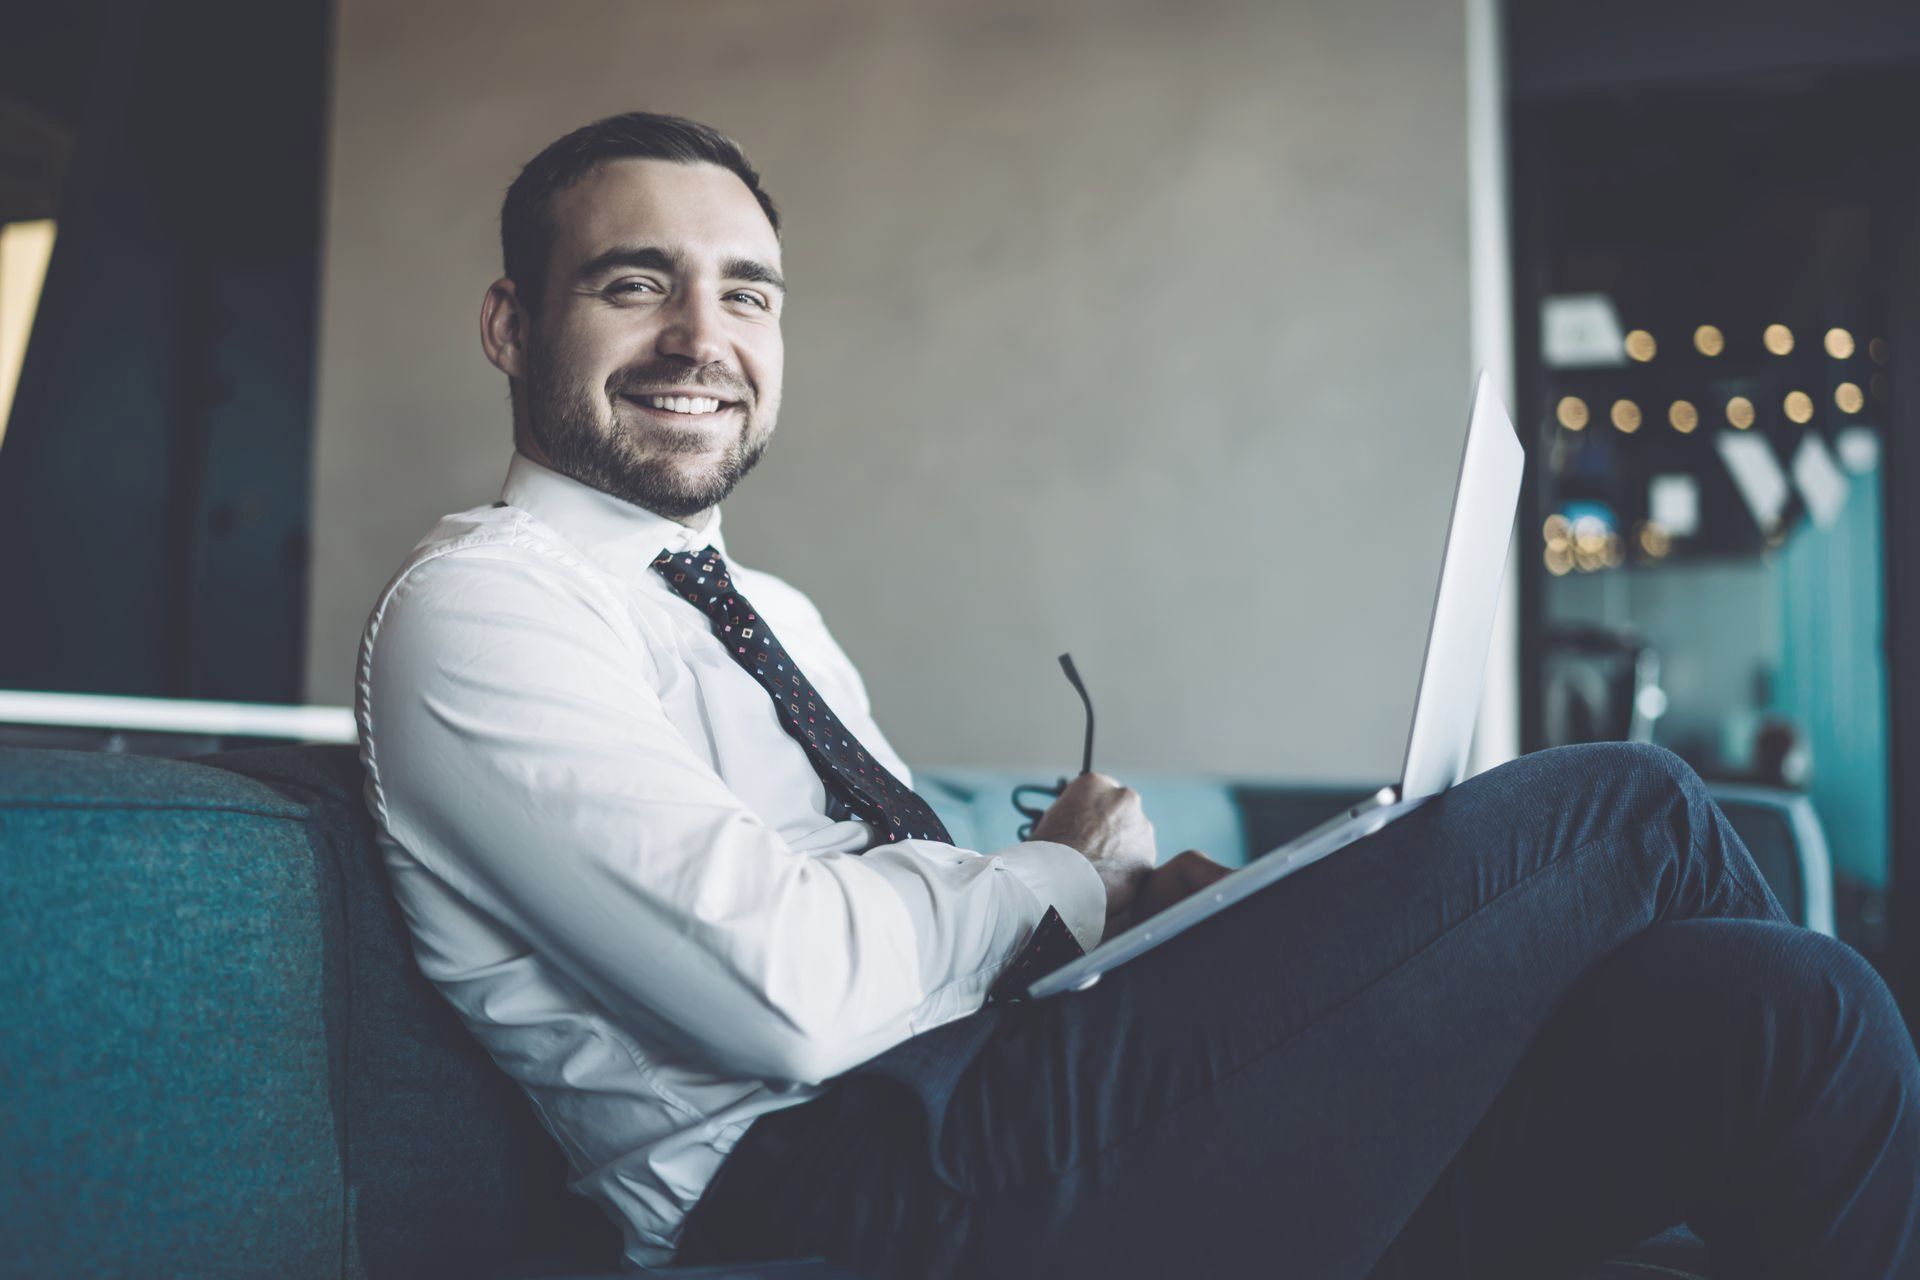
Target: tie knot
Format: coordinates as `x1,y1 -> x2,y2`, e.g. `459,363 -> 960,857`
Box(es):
651,545 -> 737,612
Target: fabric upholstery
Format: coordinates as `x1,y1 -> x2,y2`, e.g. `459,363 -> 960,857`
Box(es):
204,745 -> 621,1279
0,748 -> 346,1278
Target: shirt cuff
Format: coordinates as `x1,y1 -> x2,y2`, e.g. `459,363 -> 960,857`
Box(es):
995,840 -> 1106,953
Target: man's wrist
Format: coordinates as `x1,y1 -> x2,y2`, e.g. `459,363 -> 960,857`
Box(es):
997,839 -> 1107,952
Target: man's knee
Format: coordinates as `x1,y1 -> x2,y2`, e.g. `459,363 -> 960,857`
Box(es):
1495,742 -> 1784,919
1747,930 -> 1920,1147
1779,930 -> 1911,1055
1539,740 -> 1702,807
1606,922 -> 1920,1196
1658,923 -> 1907,1061
1502,740 -> 1711,845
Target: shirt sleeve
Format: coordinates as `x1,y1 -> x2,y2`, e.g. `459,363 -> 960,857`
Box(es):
360,547 -> 1098,1087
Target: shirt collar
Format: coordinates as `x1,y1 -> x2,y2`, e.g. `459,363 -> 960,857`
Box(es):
499,450 -> 727,581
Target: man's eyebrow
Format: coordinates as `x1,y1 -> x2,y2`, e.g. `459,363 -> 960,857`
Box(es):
573,244 -> 786,295
721,257 -> 786,295
574,244 -> 682,283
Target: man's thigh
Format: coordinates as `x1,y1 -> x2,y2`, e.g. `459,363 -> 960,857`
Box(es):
923,742 -> 1782,1277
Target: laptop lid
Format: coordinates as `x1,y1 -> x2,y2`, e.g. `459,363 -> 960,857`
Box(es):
1396,371 -> 1524,802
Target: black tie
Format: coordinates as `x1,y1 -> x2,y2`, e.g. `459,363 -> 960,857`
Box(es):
651,545 -> 952,841
651,543 -> 1085,1002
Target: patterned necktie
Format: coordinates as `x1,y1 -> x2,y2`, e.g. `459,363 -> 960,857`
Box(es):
650,543 -> 1085,1003
651,545 -> 953,842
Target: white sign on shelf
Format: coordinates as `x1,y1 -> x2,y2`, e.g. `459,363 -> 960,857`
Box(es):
1540,294 -> 1628,369
1716,432 -> 1791,534
1648,474 -> 1701,537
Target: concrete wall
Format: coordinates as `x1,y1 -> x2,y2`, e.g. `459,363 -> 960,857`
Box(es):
311,0 -> 1472,780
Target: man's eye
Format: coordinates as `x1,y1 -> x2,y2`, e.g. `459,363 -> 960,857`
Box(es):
607,280 -> 660,298
727,291 -> 770,310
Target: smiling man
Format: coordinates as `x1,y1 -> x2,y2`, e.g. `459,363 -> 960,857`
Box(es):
356,113 -> 1920,1279
358,113 -> 1155,1267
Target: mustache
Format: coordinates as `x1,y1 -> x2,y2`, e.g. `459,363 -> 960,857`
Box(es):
609,361 -> 751,403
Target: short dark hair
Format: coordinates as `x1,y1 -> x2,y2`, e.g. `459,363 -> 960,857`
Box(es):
499,111 -> 780,310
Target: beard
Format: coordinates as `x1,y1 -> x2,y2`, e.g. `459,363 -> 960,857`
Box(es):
523,343 -> 772,520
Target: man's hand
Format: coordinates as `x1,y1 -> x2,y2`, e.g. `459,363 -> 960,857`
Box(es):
1126,849 -> 1234,930
1030,772 -> 1156,936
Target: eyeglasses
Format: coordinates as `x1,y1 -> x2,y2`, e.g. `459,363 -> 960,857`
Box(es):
1011,652 -> 1096,840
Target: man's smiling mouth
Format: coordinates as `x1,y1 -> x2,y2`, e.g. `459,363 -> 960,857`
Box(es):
621,392 -> 738,417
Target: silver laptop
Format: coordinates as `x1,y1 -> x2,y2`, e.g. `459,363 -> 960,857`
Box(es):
1028,371 -> 1525,999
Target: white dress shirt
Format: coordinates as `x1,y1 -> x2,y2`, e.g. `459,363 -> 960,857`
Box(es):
355,452 -> 1105,1266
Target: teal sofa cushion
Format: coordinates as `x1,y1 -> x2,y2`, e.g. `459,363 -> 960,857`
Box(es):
0,749 -> 346,1278
203,746 -> 619,1279
0,745 -> 620,1280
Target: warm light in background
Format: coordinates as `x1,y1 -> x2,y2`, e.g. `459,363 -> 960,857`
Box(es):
1784,389 -> 1814,424
1556,395 -> 1589,431
1571,515 -> 1609,573
1836,381 -> 1865,414
1625,329 -> 1657,362
1668,399 -> 1699,433
1824,327 -> 1855,359
1763,323 -> 1794,355
1610,399 -> 1641,433
1693,324 -> 1725,357
1638,521 -> 1672,558
1727,395 -> 1756,429
1543,513 -> 1574,575
0,219 -> 58,445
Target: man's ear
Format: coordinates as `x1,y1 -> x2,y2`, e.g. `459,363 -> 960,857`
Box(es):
480,277 -> 531,379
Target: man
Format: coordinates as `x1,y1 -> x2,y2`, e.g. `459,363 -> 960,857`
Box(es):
357,112 -> 1920,1278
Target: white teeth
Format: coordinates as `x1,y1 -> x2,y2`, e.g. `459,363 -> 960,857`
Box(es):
644,395 -> 723,414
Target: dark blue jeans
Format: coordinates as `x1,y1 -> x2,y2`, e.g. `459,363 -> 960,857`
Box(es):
676,744 -> 1920,1278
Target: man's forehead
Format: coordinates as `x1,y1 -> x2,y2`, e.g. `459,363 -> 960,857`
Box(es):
550,157 -> 780,271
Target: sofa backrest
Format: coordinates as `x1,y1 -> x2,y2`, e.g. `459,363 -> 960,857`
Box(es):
0,744 -> 617,1280
1,747 -> 347,1276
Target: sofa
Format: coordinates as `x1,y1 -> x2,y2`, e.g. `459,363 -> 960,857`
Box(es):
0,742 -> 1769,1278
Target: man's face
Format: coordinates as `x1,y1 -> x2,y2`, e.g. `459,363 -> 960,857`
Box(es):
517,158 -> 785,520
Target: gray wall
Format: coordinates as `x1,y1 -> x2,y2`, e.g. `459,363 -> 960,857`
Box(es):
311,0 -> 1472,781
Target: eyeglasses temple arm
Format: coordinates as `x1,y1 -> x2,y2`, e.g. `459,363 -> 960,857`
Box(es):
1057,652 -> 1095,777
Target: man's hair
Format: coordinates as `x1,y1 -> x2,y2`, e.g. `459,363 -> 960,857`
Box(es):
500,111 -> 780,310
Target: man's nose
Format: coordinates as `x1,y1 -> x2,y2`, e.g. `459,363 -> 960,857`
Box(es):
656,290 -> 727,367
